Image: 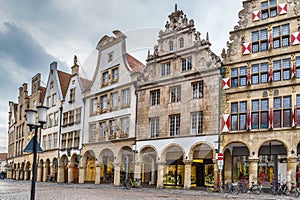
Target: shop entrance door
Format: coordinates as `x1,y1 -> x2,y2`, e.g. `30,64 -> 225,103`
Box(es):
196,163 -> 204,187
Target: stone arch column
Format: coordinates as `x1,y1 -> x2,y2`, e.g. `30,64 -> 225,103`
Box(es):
183,160 -> 193,189
156,161 -> 166,189
68,164 -> 74,183
78,165 -> 86,184
134,160 -> 142,181
95,161 -> 103,184
287,156 -> 298,186
36,163 -> 43,182
113,162 -> 121,186
43,163 -> 49,182
249,157 -> 259,184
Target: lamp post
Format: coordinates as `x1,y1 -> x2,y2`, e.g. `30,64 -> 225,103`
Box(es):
25,106 -> 47,200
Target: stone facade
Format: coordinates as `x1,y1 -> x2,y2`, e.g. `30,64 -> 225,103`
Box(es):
221,0 -> 300,187
136,6 -> 221,189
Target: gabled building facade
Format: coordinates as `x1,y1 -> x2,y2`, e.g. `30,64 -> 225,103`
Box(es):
37,62 -> 71,182
136,6 -> 222,189
80,30 -> 144,185
221,0 -> 300,187
7,73 -> 45,181
58,56 -> 91,183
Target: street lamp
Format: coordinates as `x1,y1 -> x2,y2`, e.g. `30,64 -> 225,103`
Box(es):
25,106 -> 47,200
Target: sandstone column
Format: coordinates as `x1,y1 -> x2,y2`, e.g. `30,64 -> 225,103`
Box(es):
95,162 -> 102,184
36,164 -> 43,182
183,160 -> 193,190
68,165 -> 74,183
42,163 -> 48,182
24,169 -> 29,180
249,158 -> 259,184
113,163 -> 121,186
57,164 -> 64,183
287,156 -> 298,187
156,161 -> 165,189
134,161 -> 142,180
78,165 -> 86,184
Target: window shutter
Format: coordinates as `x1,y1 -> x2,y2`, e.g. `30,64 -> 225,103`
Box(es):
252,10 -> 261,21
222,78 -> 231,89
221,114 -> 230,132
269,108 -> 273,129
247,110 -> 251,130
278,3 -> 287,15
291,32 -> 300,45
242,43 -> 251,55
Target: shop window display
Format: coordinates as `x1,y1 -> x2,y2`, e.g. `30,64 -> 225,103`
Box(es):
233,156 -> 249,182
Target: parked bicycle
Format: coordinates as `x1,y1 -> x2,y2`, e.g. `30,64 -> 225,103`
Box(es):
248,181 -> 262,195
271,181 -> 300,197
121,177 -> 141,189
234,181 -> 248,195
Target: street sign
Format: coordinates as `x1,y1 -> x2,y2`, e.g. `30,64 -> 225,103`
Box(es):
217,153 -> 224,160
218,159 -> 224,166
24,137 -> 43,153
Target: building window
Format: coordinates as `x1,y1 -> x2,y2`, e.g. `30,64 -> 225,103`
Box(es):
63,112 -> 68,126
181,57 -> 192,71
53,132 -> 58,148
109,120 -> 117,138
150,90 -> 160,106
108,52 -> 113,62
231,67 -> 247,88
121,88 -> 130,107
273,96 -> 292,128
52,93 -> 57,106
111,92 -> 118,110
170,115 -> 180,136
48,134 -> 52,149
69,110 -> 74,125
112,67 -> 119,82
150,117 -> 159,138
91,97 -> 98,115
120,117 -> 129,136
100,95 -> 108,110
191,111 -> 203,134
161,62 -> 170,76
273,58 -> 291,81
75,108 -> 81,123
192,82 -> 203,98
69,88 -> 75,103
170,86 -> 181,103
251,99 -> 269,129
100,122 -> 107,139
54,112 -> 59,126
50,81 -> 54,89
231,101 -> 247,131
296,57 -> 300,78
48,114 -> 53,128
261,0 -> 277,20
179,38 -> 184,48
102,71 -> 109,86
47,96 -> 51,107
169,41 -> 174,51
252,29 -> 268,53
273,24 -> 290,49
251,63 -> 268,84
43,135 -> 47,149
89,123 -> 96,142
297,95 -> 300,126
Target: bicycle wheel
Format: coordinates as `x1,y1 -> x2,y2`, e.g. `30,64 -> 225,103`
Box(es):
234,185 -> 240,195
253,186 -> 262,195
289,187 -> 298,198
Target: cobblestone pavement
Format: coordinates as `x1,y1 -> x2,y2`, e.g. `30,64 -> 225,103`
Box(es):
0,179 -> 297,200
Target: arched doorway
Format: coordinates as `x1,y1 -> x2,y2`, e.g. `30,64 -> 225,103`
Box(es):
70,154 -> 79,183
85,151 -> 96,182
189,143 -> 214,187
45,159 -> 51,181
25,161 -> 31,180
162,146 -> 185,187
52,158 -> 58,181
141,147 -> 157,185
99,149 -> 114,184
258,140 -> 287,187
223,142 -> 250,183
38,160 -> 44,182
60,155 -> 69,183
119,146 -> 133,181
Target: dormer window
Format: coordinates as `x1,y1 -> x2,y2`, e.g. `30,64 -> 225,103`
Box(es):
102,71 -> 109,86
169,41 -> 174,51
112,67 -> 119,83
69,88 -> 75,103
179,38 -> 184,48
50,81 -> 54,89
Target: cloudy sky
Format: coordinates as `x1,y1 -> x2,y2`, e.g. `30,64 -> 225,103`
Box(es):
0,0 -> 243,152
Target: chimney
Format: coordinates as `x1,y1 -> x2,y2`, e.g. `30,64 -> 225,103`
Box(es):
71,55 -> 79,76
